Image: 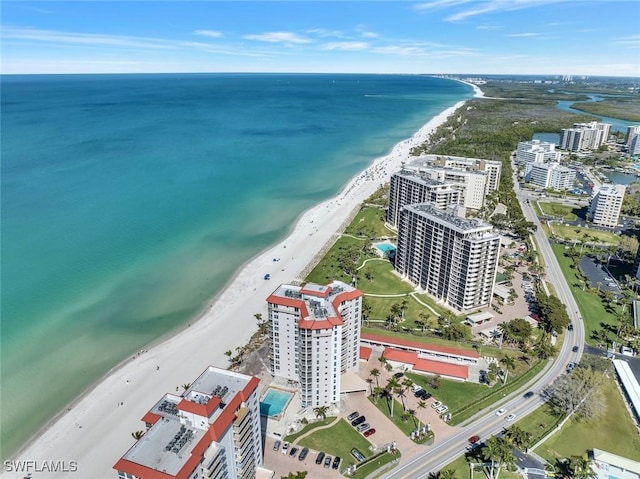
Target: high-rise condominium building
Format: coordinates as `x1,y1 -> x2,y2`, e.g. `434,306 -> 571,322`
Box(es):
625,125 -> 640,146
588,184 -> 626,228
527,162 -> 576,190
515,140 -> 561,180
629,133 -> 640,156
266,281 -> 362,408
395,203 -> 500,311
559,121 -> 611,152
415,154 -> 502,195
387,168 -> 461,227
114,367 -> 268,479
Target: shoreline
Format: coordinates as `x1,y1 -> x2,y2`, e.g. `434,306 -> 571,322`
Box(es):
2,87 -> 479,478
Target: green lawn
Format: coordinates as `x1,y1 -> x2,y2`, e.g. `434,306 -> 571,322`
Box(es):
538,202 -> 581,221
344,206 -> 395,239
361,327 -> 476,353
550,224 -> 620,245
298,418 -> 374,468
350,451 -> 401,479
284,417 -> 337,443
305,235 -> 371,284
551,244 -> 619,345
512,403 -> 562,446
407,372 -> 486,412
369,396 -> 421,436
357,261 -> 414,295
535,377 -> 640,461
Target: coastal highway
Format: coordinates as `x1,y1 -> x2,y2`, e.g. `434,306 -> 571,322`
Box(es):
382,183 -> 585,478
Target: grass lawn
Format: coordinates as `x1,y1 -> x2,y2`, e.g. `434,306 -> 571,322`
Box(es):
369,396 -> 420,436
551,244 -> 619,345
298,418 -> 374,468
538,202 -> 581,221
550,224 -> 620,245
284,417 -> 336,443
536,378 -> 640,462
305,235 -> 371,284
357,261 -> 414,295
361,327 -> 477,353
350,451 -> 402,479
407,359 -> 547,425
344,206 -> 395,239
513,404 -> 562,446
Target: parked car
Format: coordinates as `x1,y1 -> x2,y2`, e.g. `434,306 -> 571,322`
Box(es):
420,391 -> 432,400
431,401 -> 442,409
351,448 -> 366,461
289,447 -> 298,458
495,408 -> 507,416
355,423 -> 370,432
505,414 -> 516,422
324,456 -> 332,468
523,391 -> 534,399
298,447 -> 309,461
468,435 -> 480,444
393,372 -> 404,379
332,456 -> 341,470
316,451 -> 325,465
414,388 -> 425,397
364,428 -> 376,437
281,442 -> 289,455
347,411 -> 360,421
412,384 -> 423,393
273,440 -> 281,451
351,416 -> 366,427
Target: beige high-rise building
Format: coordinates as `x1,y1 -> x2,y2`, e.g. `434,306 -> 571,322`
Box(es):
588,184 -> 626,228
395,203 -> 500,311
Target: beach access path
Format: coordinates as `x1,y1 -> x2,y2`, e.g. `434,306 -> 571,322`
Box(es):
1,88 -> 481,479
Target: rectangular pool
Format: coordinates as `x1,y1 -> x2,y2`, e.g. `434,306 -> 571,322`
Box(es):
260,388 -> 293,417
375,242 -> 396,255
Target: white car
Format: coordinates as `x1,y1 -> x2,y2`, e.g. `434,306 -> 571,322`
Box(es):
281,442 -> 290,454
495,408 -> 507,416
436,406 -> 448,414
431,401 -> 442,409
355,423 -> 370,432
505,414 -> 516,422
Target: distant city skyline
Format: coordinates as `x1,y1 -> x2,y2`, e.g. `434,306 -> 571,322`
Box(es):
1,0 -> 639,76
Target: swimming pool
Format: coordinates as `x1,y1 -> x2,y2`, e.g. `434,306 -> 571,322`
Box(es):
260,388 -> 293,417
374,242 -> 396,255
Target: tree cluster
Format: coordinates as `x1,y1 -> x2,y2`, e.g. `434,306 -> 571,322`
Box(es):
536,293 -> 571,334
545,366 -> 607,420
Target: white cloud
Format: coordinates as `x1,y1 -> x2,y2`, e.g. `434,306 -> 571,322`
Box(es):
476,25 -> 502,30
412,0 -> 473,13
445,0 -> 568,22
242,31 -> 312,44
612,34 -> 640,49
305,28 -> 345,38
194,30 -> 224,39
507,32 -> 544,37
1,26 -> 175,49
321,42 -> 369,51
373,45 -> 427,56
355,24 -> 377,38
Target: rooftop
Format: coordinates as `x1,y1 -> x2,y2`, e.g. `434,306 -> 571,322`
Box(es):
404,202 -> 496,235
361,332 -> 479,360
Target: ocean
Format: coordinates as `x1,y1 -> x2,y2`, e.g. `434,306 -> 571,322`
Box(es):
0,73 -> 471,457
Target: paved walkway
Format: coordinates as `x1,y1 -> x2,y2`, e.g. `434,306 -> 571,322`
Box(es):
291,416 -> 340,445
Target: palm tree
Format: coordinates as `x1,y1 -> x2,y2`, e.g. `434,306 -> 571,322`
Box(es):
428,469 -> 457,479
416,400 -> 427,429
313,405 -> 328,420
224,350 -> 233,365
390,303 -> 402,324
370,368 -> 381,387
499,356 -> 517,384
400,298 -> 409,321
365,377 -> 374,395
568,455 -> 596,479
482,436 -> 503,479
131,430 -> 145,440
385,377 -> 400,417
181,383 -> 191,391
504,425 -> 530,450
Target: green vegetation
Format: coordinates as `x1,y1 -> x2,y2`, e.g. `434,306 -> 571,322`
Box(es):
357,262 -> 414,295
569,97 -> 640,123
368,396 -> 422,437
362,327 -> 477,353
407,359 -> 547,425
284,417 -> 336,443
551,244 -> 619,345
512,404 -> 562,447
298,418 -> 374,467
535,377 -> 640,462
344,206 -> 395,240
537,202 -> 581,221
305,235 -> 372,285
350,450 -> 402,479
549,224 -> 620,245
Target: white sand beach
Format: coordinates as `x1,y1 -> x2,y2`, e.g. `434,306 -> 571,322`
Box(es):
1,93 -> 478,479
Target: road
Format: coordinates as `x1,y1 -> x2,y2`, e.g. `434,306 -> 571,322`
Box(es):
381,172 -> 585,478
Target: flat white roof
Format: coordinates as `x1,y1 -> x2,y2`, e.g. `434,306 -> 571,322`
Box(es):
593,448 -> 640,476
466,311 -> 494,323
612,359 -> 640,423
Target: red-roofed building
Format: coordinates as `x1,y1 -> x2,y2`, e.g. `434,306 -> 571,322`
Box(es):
114,367 -> 273,479
267,281 -> 363,408
361,332 -> 479,364
359,346 -> 373,361
383,347 -> 469,381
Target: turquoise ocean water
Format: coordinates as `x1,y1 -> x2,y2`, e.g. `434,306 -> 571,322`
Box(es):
0,73 -> 471,457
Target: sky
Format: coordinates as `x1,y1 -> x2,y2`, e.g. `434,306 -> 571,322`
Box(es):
1,0 -> 639,76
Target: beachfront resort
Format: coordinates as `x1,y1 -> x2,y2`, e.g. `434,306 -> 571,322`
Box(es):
106,80 -> 637,479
